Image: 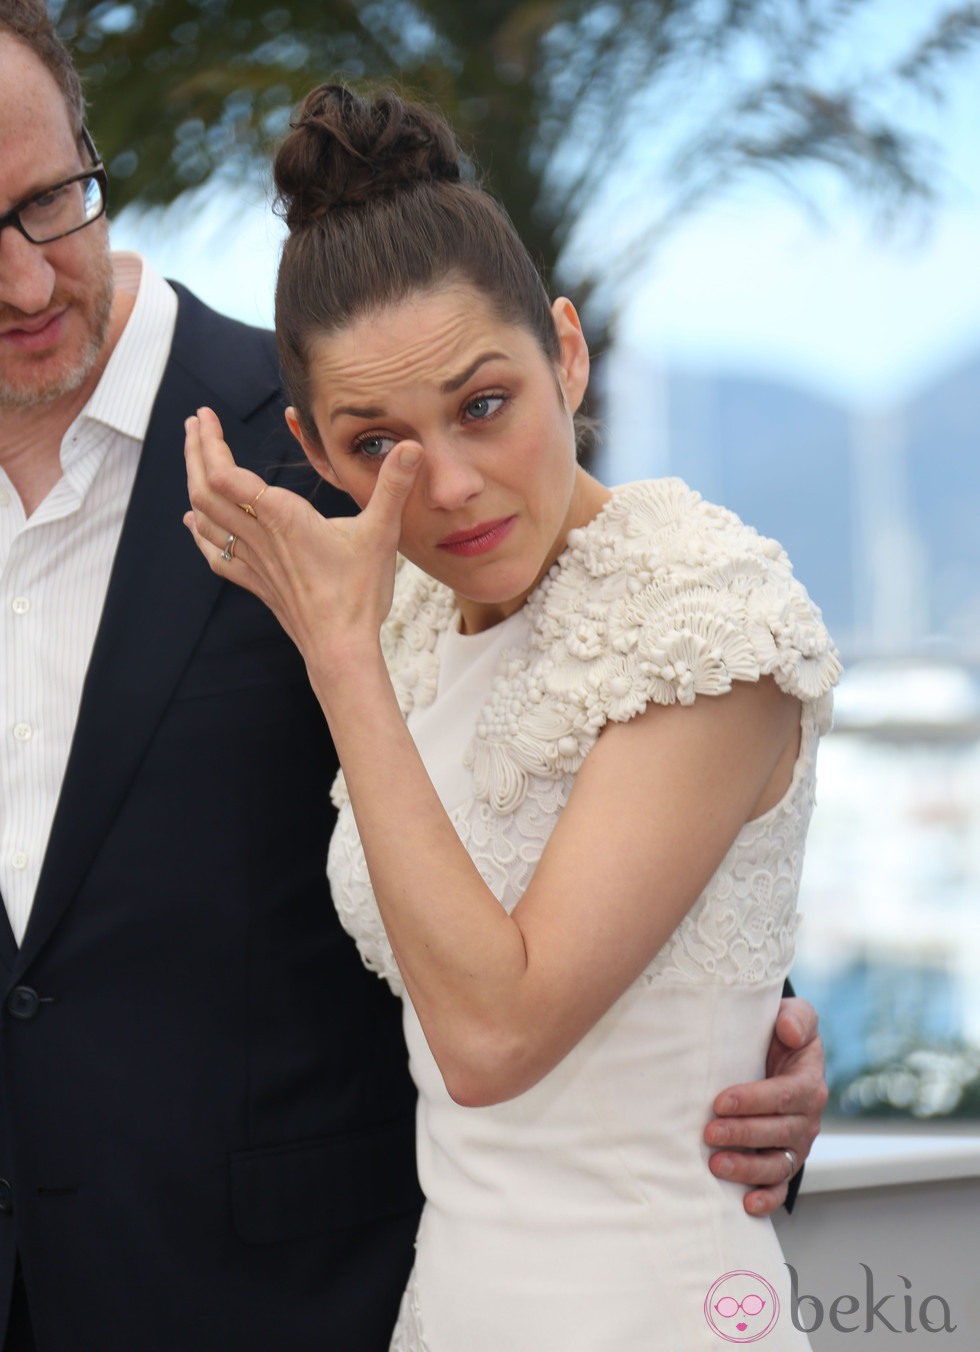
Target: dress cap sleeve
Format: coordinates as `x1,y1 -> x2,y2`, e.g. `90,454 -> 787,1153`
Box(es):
468,479 -> 841,812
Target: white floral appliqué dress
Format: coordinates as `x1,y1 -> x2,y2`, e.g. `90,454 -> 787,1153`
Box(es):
328,480 -> 840,1351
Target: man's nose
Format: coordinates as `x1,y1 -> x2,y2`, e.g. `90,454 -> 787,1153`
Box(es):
420,437 -> 485,510
0,227 -> 57,315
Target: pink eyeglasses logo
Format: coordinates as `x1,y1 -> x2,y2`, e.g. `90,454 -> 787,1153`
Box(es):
705,1270 -> 781,1342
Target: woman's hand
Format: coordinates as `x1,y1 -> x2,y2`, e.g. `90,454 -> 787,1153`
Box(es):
184,405 -> 421,674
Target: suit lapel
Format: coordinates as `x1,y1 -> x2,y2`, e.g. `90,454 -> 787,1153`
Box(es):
18,287 -> 287,966
0,906 -> 19,975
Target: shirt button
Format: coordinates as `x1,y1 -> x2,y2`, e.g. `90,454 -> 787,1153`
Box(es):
12,723 -> 33,742
11,853 -> 28,870
11,597 -> 30,615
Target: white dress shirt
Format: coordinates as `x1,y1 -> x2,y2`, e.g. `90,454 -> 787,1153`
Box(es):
0,253 -> 177,943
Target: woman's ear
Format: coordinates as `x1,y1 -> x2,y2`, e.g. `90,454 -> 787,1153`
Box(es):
285,407 -> 340,488
550,297 -> 590,415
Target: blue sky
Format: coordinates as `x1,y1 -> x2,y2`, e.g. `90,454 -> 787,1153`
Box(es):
110,3 -> 980,410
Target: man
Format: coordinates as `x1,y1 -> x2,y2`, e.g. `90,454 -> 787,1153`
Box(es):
0,5 -> 826,1349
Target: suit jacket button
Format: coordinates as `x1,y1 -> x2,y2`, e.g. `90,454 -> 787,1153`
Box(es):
0,1180 -> 12,1214
6,987 -> 40,1020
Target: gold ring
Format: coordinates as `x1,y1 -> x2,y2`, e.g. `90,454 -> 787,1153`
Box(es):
238,502 -> 257,518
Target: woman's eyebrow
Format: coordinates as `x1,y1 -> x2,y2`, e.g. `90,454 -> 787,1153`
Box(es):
440,351 -> 508,394
329,402 -> 383,423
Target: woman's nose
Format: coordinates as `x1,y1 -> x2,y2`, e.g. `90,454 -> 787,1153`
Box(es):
419,438 -> 484,510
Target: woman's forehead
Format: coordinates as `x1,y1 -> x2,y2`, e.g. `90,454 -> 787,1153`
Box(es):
308,285 -> 533,415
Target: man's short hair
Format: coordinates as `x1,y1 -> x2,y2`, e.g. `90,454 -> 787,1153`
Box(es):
0,0 -> 86,137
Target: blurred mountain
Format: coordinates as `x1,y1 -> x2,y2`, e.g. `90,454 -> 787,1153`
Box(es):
906,361 -> 980,646
602,347 -> 980,657
665,372 -> 855,643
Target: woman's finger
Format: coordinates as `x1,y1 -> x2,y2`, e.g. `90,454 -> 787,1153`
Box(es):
181,488 -> 233,559
183,507 -> 246,573
182,510 -> 279,608
186,409 -> 270,543
195,406 -> 268,502
360,442 -> 422,546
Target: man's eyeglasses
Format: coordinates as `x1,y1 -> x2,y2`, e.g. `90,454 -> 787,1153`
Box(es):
0,127 -> 108,246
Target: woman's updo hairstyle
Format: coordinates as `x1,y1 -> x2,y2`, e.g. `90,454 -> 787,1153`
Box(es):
273,84 -> 561,443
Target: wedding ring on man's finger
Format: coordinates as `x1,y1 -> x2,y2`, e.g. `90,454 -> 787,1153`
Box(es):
220,534 -> 237,562
781,1149 -> 799,1180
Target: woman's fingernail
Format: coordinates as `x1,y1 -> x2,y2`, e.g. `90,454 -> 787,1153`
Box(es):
400,446 -> 421,470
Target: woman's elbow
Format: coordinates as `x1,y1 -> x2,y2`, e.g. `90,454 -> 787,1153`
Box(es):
438,1026 -> 545,1107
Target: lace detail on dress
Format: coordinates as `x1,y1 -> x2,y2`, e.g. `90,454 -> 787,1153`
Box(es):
389,1267 -> 430,1352
327,807 -> 405,994
329,581 -> 455,812
453,778 -> 569,911
642,703 -> 818,985
327,776 -> 568,995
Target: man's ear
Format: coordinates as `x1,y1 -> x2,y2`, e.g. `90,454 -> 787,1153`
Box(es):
285,407 -> 340,488
550,297 -> 590,415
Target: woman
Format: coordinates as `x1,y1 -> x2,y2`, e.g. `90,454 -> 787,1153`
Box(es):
185,86 -> 839,1350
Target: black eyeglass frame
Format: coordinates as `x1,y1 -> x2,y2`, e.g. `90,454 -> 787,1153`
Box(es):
0,127 -> 108,245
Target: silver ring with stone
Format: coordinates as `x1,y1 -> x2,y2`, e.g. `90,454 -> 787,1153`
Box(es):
220,534 -> 237,562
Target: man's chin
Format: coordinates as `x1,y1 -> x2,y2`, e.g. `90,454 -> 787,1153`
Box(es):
0,349 -> 102,409
0,261 -> 114,411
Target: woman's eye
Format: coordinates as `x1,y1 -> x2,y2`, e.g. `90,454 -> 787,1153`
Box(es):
464,394 -> 505,421
352,433 -> 397,460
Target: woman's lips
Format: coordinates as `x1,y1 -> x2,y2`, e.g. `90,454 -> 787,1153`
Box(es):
436,516 -> 517,557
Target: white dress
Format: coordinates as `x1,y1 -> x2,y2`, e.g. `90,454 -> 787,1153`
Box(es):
328,480 -> 841,1351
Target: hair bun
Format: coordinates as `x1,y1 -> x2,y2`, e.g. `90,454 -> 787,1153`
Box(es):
274,84 -> 463,228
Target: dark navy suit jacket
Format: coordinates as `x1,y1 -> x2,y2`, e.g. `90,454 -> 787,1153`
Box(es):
0,285 -> 420,1350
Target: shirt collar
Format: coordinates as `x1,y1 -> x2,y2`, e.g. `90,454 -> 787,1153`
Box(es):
76,251 -> 178,446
